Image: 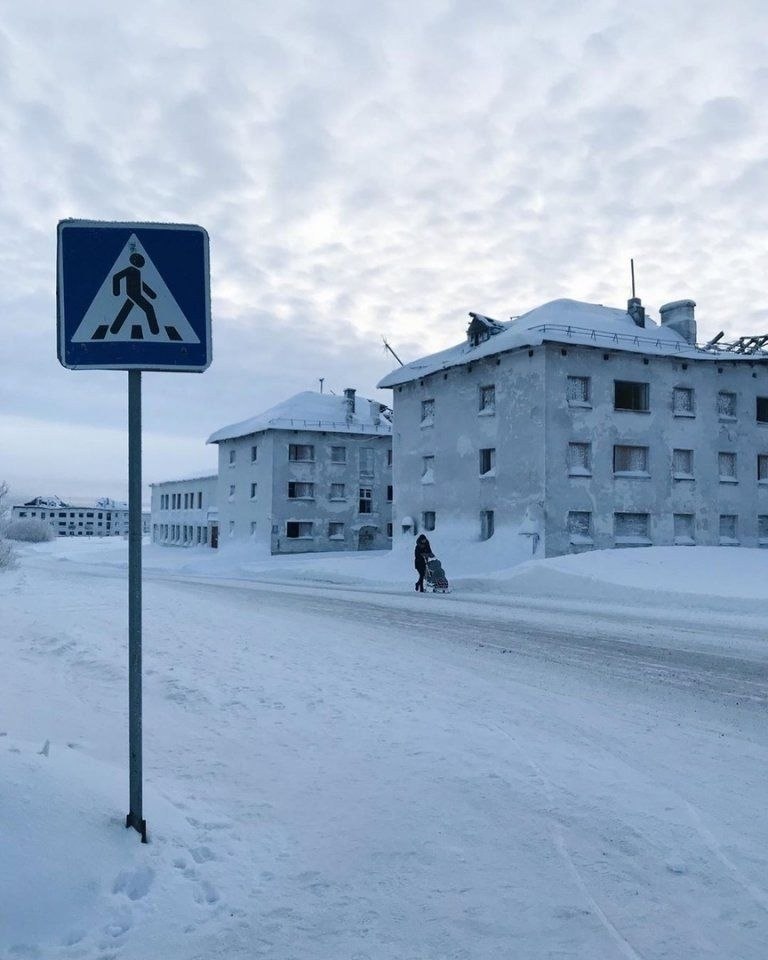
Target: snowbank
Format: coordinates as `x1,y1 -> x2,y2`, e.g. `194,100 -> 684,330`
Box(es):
0,738 -> 211,957
19,536 -> 768,601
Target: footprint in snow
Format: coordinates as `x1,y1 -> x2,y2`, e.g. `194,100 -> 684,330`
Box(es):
112,865 -> 154,901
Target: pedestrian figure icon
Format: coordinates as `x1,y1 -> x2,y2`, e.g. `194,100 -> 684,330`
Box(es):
69,233 -> 201,348
111,253 -> 160,337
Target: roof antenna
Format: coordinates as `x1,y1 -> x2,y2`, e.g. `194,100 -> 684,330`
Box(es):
382,336 -> 404,366
319,377 -> 324,394
630,258 -> 636,299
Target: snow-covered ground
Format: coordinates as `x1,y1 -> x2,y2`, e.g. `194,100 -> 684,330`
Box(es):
2,539 -> 768,958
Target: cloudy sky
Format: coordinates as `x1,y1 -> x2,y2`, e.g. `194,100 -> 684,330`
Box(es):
2,0 -> 768,502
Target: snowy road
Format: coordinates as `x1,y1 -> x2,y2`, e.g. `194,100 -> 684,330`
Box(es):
3,550 -> 768,958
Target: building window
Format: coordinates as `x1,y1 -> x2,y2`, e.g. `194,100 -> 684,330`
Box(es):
718,391 -> 737,419
480,510 -> 494,541
568,442 -> 591,476
228,520 -> 235,537
422,511 -> 436,531
228,484 -> 235,501
757,397 -> 768,423
251,444 -> 258,462
359,447 -> 374,476
328,522 -> 344,540
331,445 -> 346,464
614,380 -> 649,412
387,448 -> 393,467
674,513 -> 695,545
250,482 -> 258,499
387,484 -> 393,502
479,448 -> 496,476
758,454 -> 768,482
327,482 -> 344,500
614,445 -> 649,475
614,512 -> 650,544
289,444 -> 314,462
673,448 -> 694,479
386,522 -> 393,538
759,515 -> 768,545
673,387 -> 695,416
421,399 -> 435,425
197,491 -> 202,509
358,488 -> 373,513
288,481 -> 314,499
479,385 -> 495,413
286,521 -> 313,539
229,448 -> 236,465
567,376 -> 591,406
719,514 -> 738,544
422,455 -> 435,483
568,511 -> 592,545
718,452 -> 737,482
249,521 -> 257,537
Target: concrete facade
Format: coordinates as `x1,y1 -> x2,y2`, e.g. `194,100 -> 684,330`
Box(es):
379,298 -> 768,557
11,496 -> 129,536
150,475 -> 218,547
207,390 -> 393,555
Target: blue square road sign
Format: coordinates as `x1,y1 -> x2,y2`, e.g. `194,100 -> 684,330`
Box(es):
57,220 -> 211,371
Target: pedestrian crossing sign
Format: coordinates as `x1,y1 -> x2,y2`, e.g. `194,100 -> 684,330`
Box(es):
57,220 -> 211,371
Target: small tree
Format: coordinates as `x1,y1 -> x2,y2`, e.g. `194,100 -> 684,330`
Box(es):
5,518 -> 55,543
0,481 -> 16,570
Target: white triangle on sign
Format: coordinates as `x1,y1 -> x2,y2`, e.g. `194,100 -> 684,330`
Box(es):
71,234 -> 201,345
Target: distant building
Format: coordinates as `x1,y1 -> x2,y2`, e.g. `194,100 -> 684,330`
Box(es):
378,297 -> 768,557
10,496 -> 129,537
149,474 -> 218,547
206,389 -> 393,554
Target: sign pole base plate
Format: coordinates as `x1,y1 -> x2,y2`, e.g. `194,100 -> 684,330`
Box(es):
126,811 -> 148,843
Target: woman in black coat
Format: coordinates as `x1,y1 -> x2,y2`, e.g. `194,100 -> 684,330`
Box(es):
414,533 -> 433,592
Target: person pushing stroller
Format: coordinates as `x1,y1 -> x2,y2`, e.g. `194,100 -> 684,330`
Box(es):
414,533 -> 433,592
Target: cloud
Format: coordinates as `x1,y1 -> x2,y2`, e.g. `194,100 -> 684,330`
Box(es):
3,0 -> 768,493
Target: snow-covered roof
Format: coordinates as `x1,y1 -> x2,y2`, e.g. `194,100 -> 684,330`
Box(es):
378,298 -> 766,388
207,391 -> 392,444
20,495 -> 127,509
150,473 -> 217,487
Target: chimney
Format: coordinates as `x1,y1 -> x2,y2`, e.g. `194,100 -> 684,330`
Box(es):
344,387 -> 356,421
627,297 -> 645,328
659,300 -> 697,345
371,401 -> 381,426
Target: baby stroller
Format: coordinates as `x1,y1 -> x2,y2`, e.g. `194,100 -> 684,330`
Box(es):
425,556 -> 450,593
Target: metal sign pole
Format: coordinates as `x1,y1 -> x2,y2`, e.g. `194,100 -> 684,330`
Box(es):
126,369 -> 147,842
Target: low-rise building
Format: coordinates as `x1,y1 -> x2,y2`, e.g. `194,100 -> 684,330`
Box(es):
10,496 -> 129,536
149,474 -> 218,547
378,297 -> 768,557
206,389 -> 393,553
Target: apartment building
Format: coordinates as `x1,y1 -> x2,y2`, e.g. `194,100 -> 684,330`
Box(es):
378,297 -> 768,556
206,389 -> 393,554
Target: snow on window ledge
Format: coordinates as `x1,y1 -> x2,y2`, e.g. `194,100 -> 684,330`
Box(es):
614,536 -> 651,546
718,477 -> 738,484
328,534 -> 344,541
673,473 -> 695,481
567,400 -> 592,409
479,469 -> 496,479
420,418 -> 434,428
719,537 -> 739,546
568,467 -> 592,477
758,479 -> 768,486
613,471 -> 651,479
718,415 -> 737,422
421,471 -> 435,484
673,537 -> 696,546
569,534 -> 593,545
478,409 -> 495,417
673,411 -> 696,419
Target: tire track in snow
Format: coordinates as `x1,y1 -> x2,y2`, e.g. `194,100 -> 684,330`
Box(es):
485,720 -> 646,960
